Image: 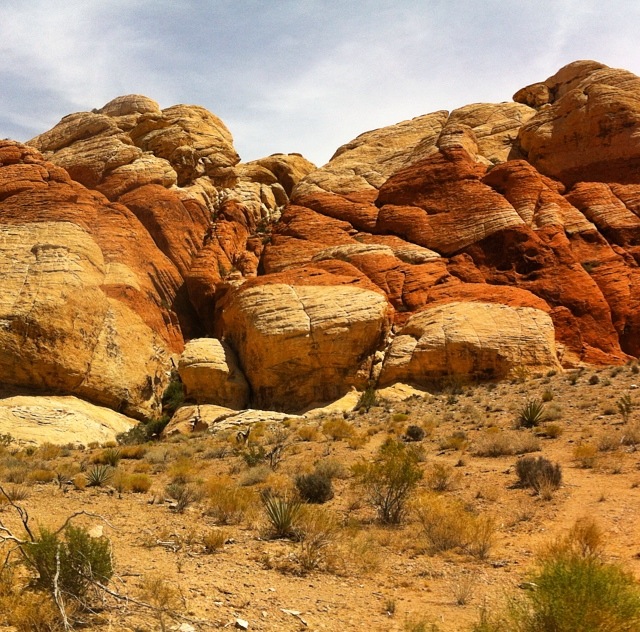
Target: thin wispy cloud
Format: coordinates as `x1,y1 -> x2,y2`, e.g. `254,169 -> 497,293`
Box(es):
0,0 -> 639,165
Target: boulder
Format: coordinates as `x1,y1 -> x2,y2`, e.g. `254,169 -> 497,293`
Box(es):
379,302 -> 561,385
219,266 -> 392,411
0,396 -> 136,446
516,61 -> 640,185
178,338 -> 249,409
0,141 -> 180,418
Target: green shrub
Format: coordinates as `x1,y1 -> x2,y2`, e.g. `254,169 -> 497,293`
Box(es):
165,482 -> 201,513
95,448 -> 121,467
262,493 -> 303,539
86,464 -> 112,487
295,471 -> 334,504
24,525 -> 113,601
116,415 -> 170,444
162,375 -> 184,415
356,384 -> 377,412
352,439 -> 422,524
517,552 -> 640,631
240,445 -> 267,467
517,399 -> 546,428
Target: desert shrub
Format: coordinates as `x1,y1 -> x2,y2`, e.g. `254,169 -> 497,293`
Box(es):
296,425 -> 321,442
497,538 -> 640,632
36,443 -> 61,461
543,402 -> 563,421
405,425 -> 426,442
598,431 -> 622,453
392,412 -> 409,422
205,477 -> 257,524
541,423 -> 563,439
439,430 -> 468,451
574,443 -> 598,468
137,574 -> 183,631
86,464 -> 112,487
295,471 -> 334,503
262,493 -> 303,539
473,429 -> 540,457
314,458 -> 349,480
621,422 -> 640,448
427,463 -> 459,492
129,473 -> 152,493
240,444 -> 267,467
515,456 -> 562,495
27,469 -> 56,484
162,374 -> 184,415
414,494 -> 495,558
119,444 -> 147,459
541,389 -> 554,402
517,399 -> 546,428
355,384 -> 377,412
618,394 -> 634,423
24,525 -> 113,603
239,464 -> 271,486
168,457 -> 196,485
589,374 -> 600,385
165,482 -> 201,513
93,447 -> 121,467
322,418 -> 355,441
202,529 -> 226,553
1,589 -> 64,632
294,506 -> 337,572
352,439 -> 422,524
116,415 -> 170,444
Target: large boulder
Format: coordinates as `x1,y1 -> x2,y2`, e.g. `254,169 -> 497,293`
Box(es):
219,265 -> 392,411
0,396 -> 136,446
178,338 -> 249,409
0,142 -> 181,418
379,302 -> 561,385
516,61 -> 640,185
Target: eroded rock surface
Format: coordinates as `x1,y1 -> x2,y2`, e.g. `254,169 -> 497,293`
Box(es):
1,60 -> 639,429
0,396 -> 136,445
178,338 -> 249,409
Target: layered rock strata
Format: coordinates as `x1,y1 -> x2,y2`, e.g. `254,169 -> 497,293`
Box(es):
0,60 -> 638,426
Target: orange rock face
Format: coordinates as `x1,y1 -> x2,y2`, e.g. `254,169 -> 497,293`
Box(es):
2,60 -> 640,417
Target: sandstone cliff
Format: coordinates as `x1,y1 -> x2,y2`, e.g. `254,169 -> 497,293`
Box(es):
0,59 -> 638,429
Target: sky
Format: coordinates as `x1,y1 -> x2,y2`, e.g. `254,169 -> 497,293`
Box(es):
1,0 -> 639,167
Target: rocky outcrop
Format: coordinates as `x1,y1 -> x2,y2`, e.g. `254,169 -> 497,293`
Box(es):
1,60 -> 639,429
379,302 -> 561,385
0,396 -> 136,445
178,338 -> 249,409
218,266 -> 392,410
515,61 -> 640,185
0,142 -> 180,418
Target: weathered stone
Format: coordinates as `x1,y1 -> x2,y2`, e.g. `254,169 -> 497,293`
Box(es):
178,338 -> 249,409
0,396 -> 136,446
219,268 -> 392,411
379,302 -> 561,385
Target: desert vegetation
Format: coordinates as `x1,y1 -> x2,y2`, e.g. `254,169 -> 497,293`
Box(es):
0,364 -> 639,630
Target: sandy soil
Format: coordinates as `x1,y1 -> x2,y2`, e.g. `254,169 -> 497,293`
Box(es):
1,363 -> 639,631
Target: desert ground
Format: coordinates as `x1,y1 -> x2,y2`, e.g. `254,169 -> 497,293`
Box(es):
1,362 -> 640,631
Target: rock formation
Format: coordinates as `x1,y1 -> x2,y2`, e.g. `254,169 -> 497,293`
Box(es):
0,59 -> 639,433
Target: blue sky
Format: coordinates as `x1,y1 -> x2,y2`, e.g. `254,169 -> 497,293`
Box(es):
1,0 -> 639,166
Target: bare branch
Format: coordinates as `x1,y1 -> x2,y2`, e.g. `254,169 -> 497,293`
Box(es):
53,511 -> 117,536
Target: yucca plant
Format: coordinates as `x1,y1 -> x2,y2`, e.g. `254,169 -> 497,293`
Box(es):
517,399 -> 546,428
101,447 -> 121,467
262,493 -> 302,539
86,464 -> 113,487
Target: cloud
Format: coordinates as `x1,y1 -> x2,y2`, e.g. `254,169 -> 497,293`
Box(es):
0,0 -> 639,164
